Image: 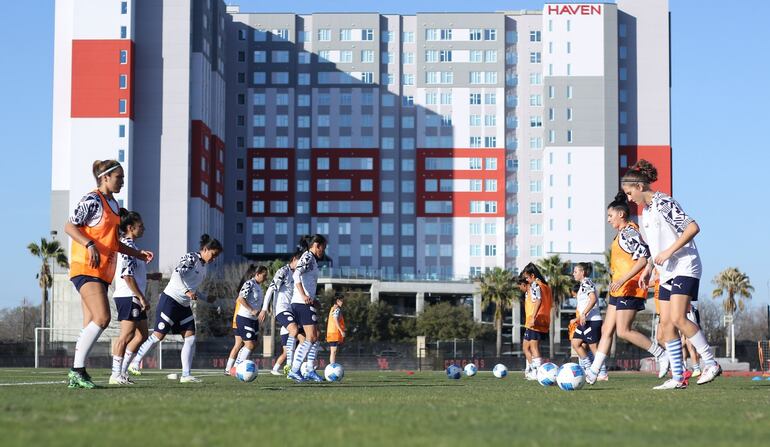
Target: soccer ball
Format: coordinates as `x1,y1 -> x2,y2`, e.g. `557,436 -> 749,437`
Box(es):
446,364 -> 462,380
300,361 -> 315,377
464,363 -> 478,377
324,363 -> 345,382
556,362 -> 585,391
235,360 -> 258,382
536,362 -> 558,386
492,363 -> 508,378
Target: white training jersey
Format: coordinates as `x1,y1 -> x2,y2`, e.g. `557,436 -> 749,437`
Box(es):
292,251 -> 318,303
113,237 -> 147,298
576,278 -> 601,322
237,278 -> 264,319
163,252 -> 208,307
263,264 -> 294,313
641,191 -> 702,284
69,191 -> 119,228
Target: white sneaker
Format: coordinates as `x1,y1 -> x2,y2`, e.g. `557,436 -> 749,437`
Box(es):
180,375 -> 203,383
653,378 -> 686,390
597,372 -> 609,381
657,355 -> 670,379
109,374 -> 130,385
584,368 -> 598,385
696,364 -> 722,385
270,369 -> 283,376
525,371 -> 538,381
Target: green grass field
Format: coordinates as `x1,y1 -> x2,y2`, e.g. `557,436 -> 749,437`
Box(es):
1,368 -> 768,447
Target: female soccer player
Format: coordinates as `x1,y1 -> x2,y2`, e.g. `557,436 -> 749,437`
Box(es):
65,160 -> 153,389
622,160 -> 720,388
224,265 -> 257,375
128,234 -> 222,383
110,209 -> 151,385
231,265 -> 269,371
521,263 -> 552,381
260,253 -> 300,375
326,293 -> 346,364
585,192 -> 668,385
571,263 -> 605,378
288,235 -> 327,382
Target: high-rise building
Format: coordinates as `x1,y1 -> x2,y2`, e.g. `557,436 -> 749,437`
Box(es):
50,1 -> 671,330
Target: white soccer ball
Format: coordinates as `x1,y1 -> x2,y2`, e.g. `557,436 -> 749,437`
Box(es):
556,362 -> 585,391
324,363 -> 345,382
301,361 -> 315,377
235,360 -> 258,382
537,362 -> 558,387
446,364 -> 462,380
492,363 -> 508,378
464,363 -> 478,377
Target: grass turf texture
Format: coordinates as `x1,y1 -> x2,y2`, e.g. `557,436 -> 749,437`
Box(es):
1,369 -> 769,447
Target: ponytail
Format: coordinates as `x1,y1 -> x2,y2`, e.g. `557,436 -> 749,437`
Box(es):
621,159 -> 658,185
607,191 -> 630,220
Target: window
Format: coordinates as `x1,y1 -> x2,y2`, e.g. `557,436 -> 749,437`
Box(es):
469,29 -> 482,41
253,72 -> 266,84
530,52 -> 541,63
469,137 -> 482,148
440,50 -> 452,62
529,72 -> 542,85
272,50 -> 289,63
567,85 -> 573,99
548,108 -> 555,121
362,29 -> 374,41
120,1 -> 127,14
402,52 -> 414,64
270,179 -> 288,192
402,223 -> 414,236
270,158 -> 288,170
120,26 -> 127,39
381,202 -> 394,214
317,29 -> 331,41
441,93 -> 452,104
567,130 -> 573,143
530,202 -> 542,214
119,74 -> 127,89
484,223 -> 496,235
119,125 -> 126,138
529,95 -> 542,106
118,99 -> 127,114
485,245 -> 497,256
469,93 -> 481,105
252,201 -> 264,213
361,50 -> 374,63
485,50 -> 497,63
119,50 -> 127,64
529,180 -> 542,192
253,29 -> 267,41
549,130 -> 556,143
403,31 -> 414,42
402,245 -> 414,257
470,245 -> 481,257
272,72 -> 289,84
485,179 -> 497,192
340,29 -> 352,41
340,50 -> 353,63
506,31 -> 518,43
530,30 -> 541,42
530,116 -> 543,128
484,136 -> 496,148
271,29 -> 289,41
530,159 -> 542,171
469,115 -> 481,126
485,158 -> 497,170
252,157 -> 265,170
297,180 -> 309,192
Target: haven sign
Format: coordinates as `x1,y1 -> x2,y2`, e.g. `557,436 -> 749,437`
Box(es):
547,4 -> 603,15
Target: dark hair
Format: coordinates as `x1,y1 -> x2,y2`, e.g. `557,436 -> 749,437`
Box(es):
239,264 -> 258,291
296,234 -> 326,254
334,292 -> 344,301
92,159 -> 122,185
607,191 -> 630,219
621,159 -> 658,185
310,234 -> 327,248
521,263 -> 547,285
576,262 -> 593,278
516,277 -> 529,286
255,265 -> 268,276
118,208 -> 143,234
571,282 -> 581,294
199,234 -> 223,252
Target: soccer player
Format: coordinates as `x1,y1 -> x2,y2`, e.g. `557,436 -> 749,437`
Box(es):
585,192 -> 668,385
110,209 -> 151,385
571,263 -> 607,380
326,293 -> 346,364
231,265 -> 269,372
288,235 -> 327,383
128,234 -> 222,383
64,160 -> 153,389
260,253 -> 301,375
224,300 -> 243,375
521,263 -> 552,381
623,160 -> 721,389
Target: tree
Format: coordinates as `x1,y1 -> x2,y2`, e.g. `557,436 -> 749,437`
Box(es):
416,302 -> 487,340
712,267 -> 754,315
712,267 -> 754,359
27,238 -> 68,333
536,255 -> 572,354
477,267 -> 517,357
592,249 -> 612,299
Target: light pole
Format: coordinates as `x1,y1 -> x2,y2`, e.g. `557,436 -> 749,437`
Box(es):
49,230 -> 57,341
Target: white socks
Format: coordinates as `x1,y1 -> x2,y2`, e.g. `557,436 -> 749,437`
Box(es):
121,351 -> 135,375
131,333 -> 159,368
235,347 -> 252,365
73,322 -> 104,369
111,356 -> 123,377
285,336 -> 296,369
272,360 -> 283,372
181,335 -> 196,377
689,330 -> 717,367
307,342 -> 319,368
589,351 -> 607,374
648,341 -> 665,359
225,357 -> 236,372
665,339 -> 684,381
291,341 -> 312,372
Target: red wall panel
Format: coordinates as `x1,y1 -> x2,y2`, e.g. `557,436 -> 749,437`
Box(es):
71,40 -> 134,119
619,145 -> 672,215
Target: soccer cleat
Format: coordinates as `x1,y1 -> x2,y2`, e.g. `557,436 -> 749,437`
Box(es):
696,364 -> 722,385
597,372 -> 609,381
109,374 -> 131,385
270,369 -> 283,376
682,370 -> 693,387
691,367 -> 702,378
283,364 -> 291,376
657,355 -> 670,379
584,368 -> 598,385
525,371 -> 538,381
123,374 -> 135,384
287,370 -> 305,383
653,378 -> 687,390
68,370 -> 96,389
180,375 -> 203,383
223,369 -> 230,376
305,370 -> 324,383
127,365 -> 142,376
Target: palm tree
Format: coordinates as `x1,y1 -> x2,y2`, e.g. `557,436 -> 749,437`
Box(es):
477,267 -> 517,357
712,267 -> 754,360
536,255 -> 572,355
27,238 -> 69,343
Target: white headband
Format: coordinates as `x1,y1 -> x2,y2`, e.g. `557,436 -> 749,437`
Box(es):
97,164 -> 121,178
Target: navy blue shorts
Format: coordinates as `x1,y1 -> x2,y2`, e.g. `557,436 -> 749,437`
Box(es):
71,275 -> 109,293
659,277 -> 700,301
276,310 -> 298,328
281,334 -> 289,346
235,315 -> 259,341
524,329 -> 547,341
609,296 -> 647,311
114,296 -> 148,321
153,293 -> 195,335
328,341 -> 341,347
573,320 -> 602,344
291,303 -> 318,326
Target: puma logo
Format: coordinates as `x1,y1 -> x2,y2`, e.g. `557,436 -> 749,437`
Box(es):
673,282 -> 683,289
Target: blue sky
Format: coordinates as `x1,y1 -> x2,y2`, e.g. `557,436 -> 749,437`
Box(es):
1,0 -> 768,310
